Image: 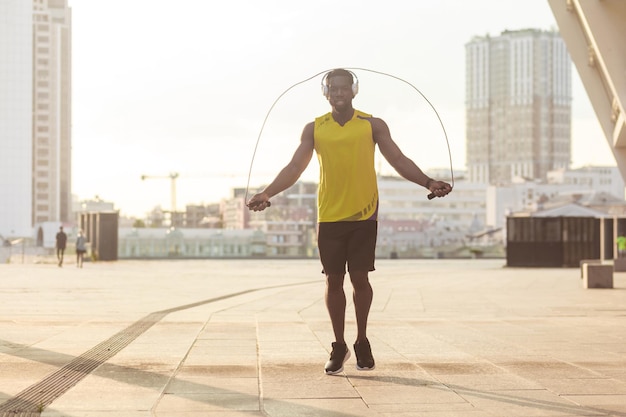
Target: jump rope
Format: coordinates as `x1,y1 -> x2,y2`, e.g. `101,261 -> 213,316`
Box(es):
244,67 -> 454,205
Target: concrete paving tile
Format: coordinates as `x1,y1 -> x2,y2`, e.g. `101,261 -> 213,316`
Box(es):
176,364 -> 258,378
542,351 -> 624,365
0,360 -> 60,396
356,384 -> 467,405
185,345 -> 258,358
256,313 -> 315,325
496,361 -> 602,379
476,407 -> 606,417
105,351 -> 187,368
418,362 -> 508,375
262,398 -> 378,417
536,378 -> 626,395
353,361 -> 431,374
258,323 -> 321,339
43,411 -> 153,417
154,413 -> 264,417
47,374 -> 161,411
188,342 -> 259,355
377,411 -> 496,417
263,382 -> 359,401
262,363 -> 325,376
258,340 -> 324,351
197,323 -> 257,336
368,401 -> 478,414
182,351 -> 257,366
260,353 -> 325,364
457,388 -> 590,415
91,364 -> 171,388
562,394 -> 626,410
12,351 -> 80,368
156,392 -> 259,412
599,370 -> 626,382
262,373 -> 360,398
346,371 -> 439,387
15,347 -> 99,362
573,361 -> 626,373
192,338 -> 258,348
165,376 -> 258,395
436,374 -> 543,391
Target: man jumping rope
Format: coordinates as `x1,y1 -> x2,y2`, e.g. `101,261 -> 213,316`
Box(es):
247,68 -> 452,374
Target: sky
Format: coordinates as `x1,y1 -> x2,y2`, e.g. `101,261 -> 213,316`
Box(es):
70,0 -> 615,218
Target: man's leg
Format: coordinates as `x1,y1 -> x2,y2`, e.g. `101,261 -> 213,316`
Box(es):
325,273 -> 346,344
324,273 -> 352,374
349,271 -> 373,342
350,270 -> 375,370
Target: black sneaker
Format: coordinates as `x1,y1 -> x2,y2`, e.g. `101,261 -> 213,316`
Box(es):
324,342 -> 350,375
354,339 -> 375,370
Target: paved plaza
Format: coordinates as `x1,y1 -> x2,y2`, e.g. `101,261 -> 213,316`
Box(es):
0,258 -> 625,417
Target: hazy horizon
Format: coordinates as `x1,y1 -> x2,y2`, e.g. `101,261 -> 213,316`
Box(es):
70,0 -> 614,218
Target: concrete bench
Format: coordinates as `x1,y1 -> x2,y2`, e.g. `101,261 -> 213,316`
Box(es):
579,259 -> 604,279
614,257 -> 626,272
582,263 -> 613,289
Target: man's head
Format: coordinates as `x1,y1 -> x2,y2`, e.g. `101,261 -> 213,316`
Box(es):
322,69 -> 358,99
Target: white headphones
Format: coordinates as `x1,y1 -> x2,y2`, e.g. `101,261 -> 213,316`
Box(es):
321,69 -> 359,98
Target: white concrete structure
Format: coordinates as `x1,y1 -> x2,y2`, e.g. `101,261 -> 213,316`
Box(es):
0,0 -> 33,238
549,0 -> 626,184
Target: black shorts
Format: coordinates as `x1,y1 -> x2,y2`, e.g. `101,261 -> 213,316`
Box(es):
317,221 -> 377,275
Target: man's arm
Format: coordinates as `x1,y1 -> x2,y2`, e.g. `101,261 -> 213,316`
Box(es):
247,122 -> 315,211
371,117 -> 451,198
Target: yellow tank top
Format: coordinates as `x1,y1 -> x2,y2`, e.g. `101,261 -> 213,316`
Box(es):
313,110 -> 378,222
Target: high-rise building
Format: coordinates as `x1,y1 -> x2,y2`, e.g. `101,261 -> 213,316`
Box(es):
0,0 -> 72,239
0,0 -> 32,238
465,29 -> 572,185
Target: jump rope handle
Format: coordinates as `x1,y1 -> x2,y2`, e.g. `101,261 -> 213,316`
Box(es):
427,193 -> 436,200
246,201 -> 271,209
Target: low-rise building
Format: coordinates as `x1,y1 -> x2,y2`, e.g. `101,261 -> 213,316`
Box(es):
118,227 -> 266,259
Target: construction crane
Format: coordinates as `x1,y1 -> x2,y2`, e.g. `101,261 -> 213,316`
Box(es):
140,172 -> 179,213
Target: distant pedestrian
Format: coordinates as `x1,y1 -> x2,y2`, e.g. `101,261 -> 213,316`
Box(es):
56,226 -> 67,267
76,230 -> 87,268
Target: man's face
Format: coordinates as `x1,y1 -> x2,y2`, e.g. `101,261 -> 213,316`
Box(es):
327,75 -> 353,109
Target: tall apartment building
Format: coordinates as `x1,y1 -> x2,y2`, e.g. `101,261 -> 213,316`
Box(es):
465,29 -> 572,185
0,0 -> 72,238
0,0 -> 32,238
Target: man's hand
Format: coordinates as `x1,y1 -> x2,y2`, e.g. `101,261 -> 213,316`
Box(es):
247,193 -> 271,211
427,180 -> 453,200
